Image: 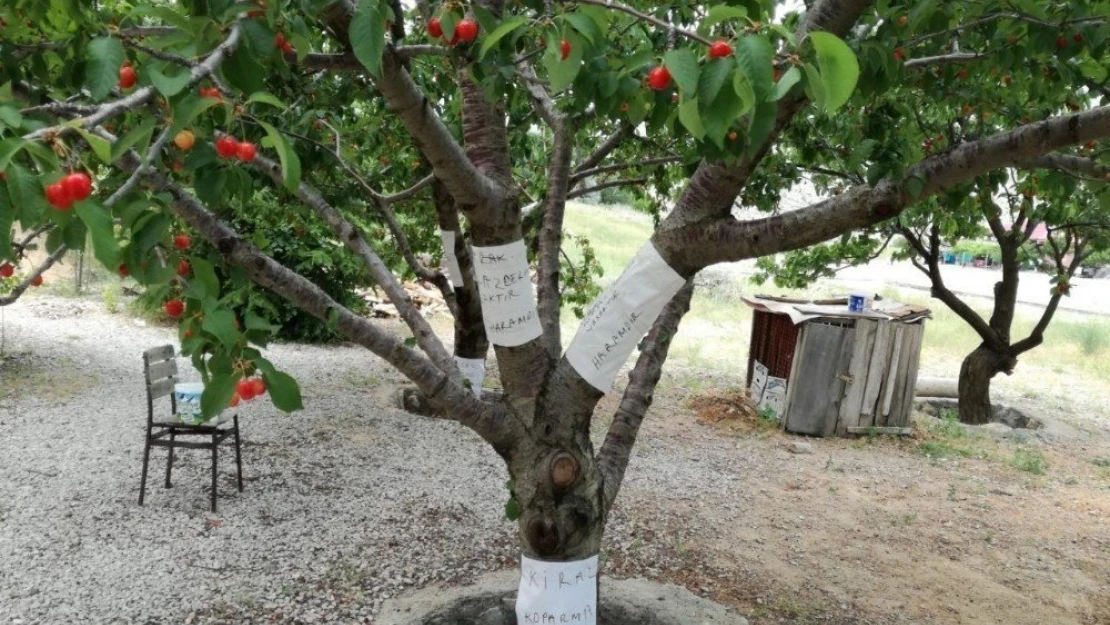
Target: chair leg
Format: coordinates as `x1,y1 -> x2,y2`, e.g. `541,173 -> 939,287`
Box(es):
165,430 -> 176,488
233,416 -> 244,492
210,436 -> 218,513
139,431 -> 152,505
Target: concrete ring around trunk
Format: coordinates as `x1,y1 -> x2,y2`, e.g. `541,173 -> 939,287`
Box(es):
377,570 -> 750,625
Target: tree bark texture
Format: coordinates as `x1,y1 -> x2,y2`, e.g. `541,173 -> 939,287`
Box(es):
957,346 -> 1015,425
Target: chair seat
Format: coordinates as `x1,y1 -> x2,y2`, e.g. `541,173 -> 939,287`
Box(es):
151,412 -> 236,430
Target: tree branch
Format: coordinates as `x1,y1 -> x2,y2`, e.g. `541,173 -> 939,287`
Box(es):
537,114 -> 574,357
904,51 -> 992,69
567,177 -> 648,200
596,280 -> 695,511
0,246 -> 67,307
570,156 -> 682,186
572,125 -> 634,174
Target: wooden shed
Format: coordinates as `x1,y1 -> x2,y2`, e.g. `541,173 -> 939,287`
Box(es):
743,296 -> 930,437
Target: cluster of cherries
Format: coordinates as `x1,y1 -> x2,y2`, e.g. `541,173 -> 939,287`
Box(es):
231,377 -> 267,406
645,40 -> 734,92
274,33 -> 294,54
1,261 -> 44,287
44,172 -> 94,211
425,16 -> 479,46
216,135 -> 257,162
161,235 -> 192,319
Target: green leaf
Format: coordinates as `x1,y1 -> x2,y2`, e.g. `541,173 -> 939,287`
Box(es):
6,163 -> 46,225
403,336 -> 417,348
505,495 -> 522,521
747,100 -> 777,157
803,62 -> 825,109
906,175 -> 926,199
0,139 -> 28,172
704,87 -> 744,148
808,31 -> 859,112
479,17 -> 527,59
664,48 -> 700,95
110,117 -> 158,163
0,184 -> 12,262
202,309 -> 240,349
147,65 -> 192,98
72,128 -> 113,164
191,257 -> 221,299
171,96 -> 222,133
439,10 -> 461,42
194,166 -> 228,205
699,56 -> 733,106
563,12 -> 604,45
263,369 -> 303,412
848,138 -> 878,171
222,44 -> 265,94
258,121 -> 301,191
543,31 -> 586,92
0,106 -> 22,130
351,0 -> 386,77
62,217 -> 87,250
74,201 -> 121,269
200,374 -> 237,420
246,91 -> 287,109
771,66 -> 801,101
699,6 -> 748,35
85,37 -> 126,101
678,97 -> 706,140
208,352 -> 234,376
731,67 -> 756,117
736,35 -> 773,103
244,312 -> 279,333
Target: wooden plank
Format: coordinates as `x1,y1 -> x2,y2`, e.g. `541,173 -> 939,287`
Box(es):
893,323 -> 926,427
887,324 -> 917,427
860,320 -> 892,423
847,426 -> 913,436
879,324 -> 905,423
148,377 -> 176,400
837,319 -> 877,435
780,325 -> 807,430
147,359 -> 177,381
782,321 -> 855,437
144,344 -> 175,363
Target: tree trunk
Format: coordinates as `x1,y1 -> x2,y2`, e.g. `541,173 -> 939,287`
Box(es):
957,345 -> 1014,425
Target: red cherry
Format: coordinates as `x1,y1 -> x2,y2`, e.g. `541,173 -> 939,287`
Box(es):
0,263 -> 13,278
173,234 -> 191,250
30,275 -> 43,287
236,378 -> 257,401
274,33 -> 287,48
118,264 -> 130,278
62,172 -> 92,201
228,392 -> 241,408
647,66 -> 671,91
427,17 -> 443,38
454,18 -> 478,43
893,48 -> 905,61
560,39 -> 571,60
118,65 -> 137,89
45,183 -> 73,210
164,299 -> 184,318
250,377 -> 266,397
1073,33 -> 1083,43
236,141 -> 257,162
709,40 -> 733,59
216,136 -> 239,158
177,259 -> 190,277
184,329 -> 194,339
1056,36 -> 1068,49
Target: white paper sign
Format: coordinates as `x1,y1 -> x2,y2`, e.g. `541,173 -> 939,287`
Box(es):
455,356 -> 485,398
565,242 -> 686,392
472,240 -> 543,347
760,376 -> 788,419
750,361 -> 769,404
516,555 -> 598,625
439,230 -> 465,288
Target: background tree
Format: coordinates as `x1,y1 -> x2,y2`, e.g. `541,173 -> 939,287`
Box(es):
2,0 -> 1108,617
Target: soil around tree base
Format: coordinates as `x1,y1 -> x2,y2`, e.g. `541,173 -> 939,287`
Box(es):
377,571 -> 750,625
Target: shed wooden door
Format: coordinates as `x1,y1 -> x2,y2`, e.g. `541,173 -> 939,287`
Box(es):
783,321 -> 856,436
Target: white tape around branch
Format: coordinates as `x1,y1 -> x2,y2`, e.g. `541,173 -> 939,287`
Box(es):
439,230 -> 466,288
516,555 -> 598,625
472,239 -> 543,347
565,241 -> 685,392
454,356 -> 485,398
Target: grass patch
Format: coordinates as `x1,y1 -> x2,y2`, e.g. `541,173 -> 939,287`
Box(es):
1010,448 -> 1048,474
919,440 -> 973,459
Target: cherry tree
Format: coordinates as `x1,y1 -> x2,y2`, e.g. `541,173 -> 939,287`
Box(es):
2,0 -> 1108,619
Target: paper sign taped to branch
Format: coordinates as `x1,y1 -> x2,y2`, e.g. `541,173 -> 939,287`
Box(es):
472,240 -> 543,347
439,230 -> 465,288
516,555 -> 598,625
565,242 -> 685,392
455,356 -> 485,398
750,361 -> 769,404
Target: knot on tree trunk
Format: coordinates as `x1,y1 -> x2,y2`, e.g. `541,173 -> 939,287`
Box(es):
526,517 -> 561,557
548,450 -> 579,492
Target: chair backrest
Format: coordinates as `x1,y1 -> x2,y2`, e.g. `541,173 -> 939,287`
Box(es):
143,345 -> 178,422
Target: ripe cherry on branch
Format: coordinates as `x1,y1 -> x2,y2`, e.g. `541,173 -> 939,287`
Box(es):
216,136 -> 240,158
45,182 -> 73,211
30,275 -> 43,287
560,39 -> 571,61
427,17 -> 443,39
647,66 -> 672,91
274,33 -> 293,54
177,260 -> 190,277
454,18 -> 478,43
0,262 -> 13,278
118,64 -> 137,89
173,234 -> 191,250
174,130 -> 195,151
709,40 -> 733,59
236,141 -> 257,162
118,264 -> 130,278
62,172 -> 92,201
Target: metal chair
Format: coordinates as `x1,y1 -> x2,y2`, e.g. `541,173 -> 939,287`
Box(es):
138,345 -> 243,512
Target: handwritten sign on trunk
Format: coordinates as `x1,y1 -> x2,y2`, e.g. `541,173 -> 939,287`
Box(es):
454,356 -> 485,398
471,240 -> 543,347
565,242 -> 685,392
516,555 -> 598,625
